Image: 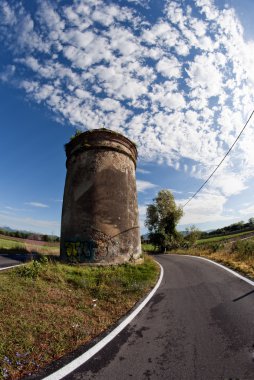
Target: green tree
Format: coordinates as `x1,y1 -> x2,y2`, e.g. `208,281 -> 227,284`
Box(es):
184,225 -> 201,247
42,234 -> 50,242
249,217 -> 254,225
145,190 -> 183,252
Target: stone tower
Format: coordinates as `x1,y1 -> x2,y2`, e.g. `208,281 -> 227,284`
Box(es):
60,129 -> 142,264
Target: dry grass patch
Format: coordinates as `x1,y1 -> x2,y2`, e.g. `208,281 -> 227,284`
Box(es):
172,241 -> 254,280
0,255 -> 159,380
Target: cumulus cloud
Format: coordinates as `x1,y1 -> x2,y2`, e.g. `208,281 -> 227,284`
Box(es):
239,205 -> 254,216
156,57 -> 181,78
1,0 -> 254,216
137,180 -> 157,192
178,190 -> 234,225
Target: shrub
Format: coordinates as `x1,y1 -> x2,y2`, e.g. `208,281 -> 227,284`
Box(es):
231,240 -> 254,258
38,255 -> 49,265
16,261 -> 41,279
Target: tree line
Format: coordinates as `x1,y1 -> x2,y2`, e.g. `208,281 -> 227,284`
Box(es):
200,218 -> 254,239
0,228 -> 60,243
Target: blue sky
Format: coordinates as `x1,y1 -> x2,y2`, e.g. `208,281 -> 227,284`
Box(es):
1,0 -> 254,235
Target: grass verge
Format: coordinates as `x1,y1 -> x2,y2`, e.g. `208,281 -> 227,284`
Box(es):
141,243 -> 159,253
170,241 -> 254,280
0,255 -> 159,380
0,237 -> 59,256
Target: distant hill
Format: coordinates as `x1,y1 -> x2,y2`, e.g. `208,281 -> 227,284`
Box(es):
0,226 -> 16,232
0,226 -> 35,235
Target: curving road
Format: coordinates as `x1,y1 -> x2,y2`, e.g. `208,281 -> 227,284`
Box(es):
63,254 -> 254,380
0,253 -> 31,269
0,254 -> 22,269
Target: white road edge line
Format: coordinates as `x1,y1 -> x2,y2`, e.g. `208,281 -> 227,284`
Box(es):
0,263 -> 25,271
184,255 -> 254,287
43,261 -> 164,380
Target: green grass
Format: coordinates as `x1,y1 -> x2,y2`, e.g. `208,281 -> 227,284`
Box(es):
197,230 -> 254,245
0,255 -> 159,380
0,237 -> 60,256
0,238 -> 25,250
142,243 -> 158,252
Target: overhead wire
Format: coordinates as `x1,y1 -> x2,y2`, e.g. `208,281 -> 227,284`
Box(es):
182,108 -> 254,208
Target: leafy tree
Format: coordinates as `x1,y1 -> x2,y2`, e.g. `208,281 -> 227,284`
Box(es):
184,225 -> 201,247
145,190 -> 183,252
249,217 -> 254,225
42,234 -> 50,242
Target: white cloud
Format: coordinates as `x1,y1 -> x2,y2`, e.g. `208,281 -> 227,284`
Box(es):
0,212 -> 59,235
239,205 -> 254,216
5,206 -> 27,212
156,57 -> 181,78
0,1 -> 16,25
137,180 -> 157,192
178,190 -> 232,225
186,54 -> 223,97
168,188 -> 183,194
64,30 -> 95,49
136,168 -> 150,174
25,202 -> 49,208
38,2 -> 64,32
1,0 -> 254,217
0,65 -> 15,82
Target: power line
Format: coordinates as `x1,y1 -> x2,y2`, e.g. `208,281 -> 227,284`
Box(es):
183,108 -> 254,208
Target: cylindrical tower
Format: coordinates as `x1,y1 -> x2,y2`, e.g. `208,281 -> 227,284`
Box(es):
60,129 -> 142,264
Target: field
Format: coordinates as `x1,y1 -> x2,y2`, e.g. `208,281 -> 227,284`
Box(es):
142,231 -> 254,251
197,230 -> 254,244
0,255 -> 159,380
0,236 -> 60,256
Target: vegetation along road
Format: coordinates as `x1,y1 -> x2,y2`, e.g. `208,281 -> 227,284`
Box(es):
61,254 -> 254,380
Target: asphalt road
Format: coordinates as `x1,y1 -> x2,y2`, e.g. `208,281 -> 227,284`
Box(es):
64,254 -> 254,380
0,253 -> 28,268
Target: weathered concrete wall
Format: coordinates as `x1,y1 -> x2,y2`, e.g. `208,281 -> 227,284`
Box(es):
60,129 -> 142,264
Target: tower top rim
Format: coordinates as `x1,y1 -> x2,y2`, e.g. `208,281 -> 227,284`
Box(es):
65,128 -> 138,164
